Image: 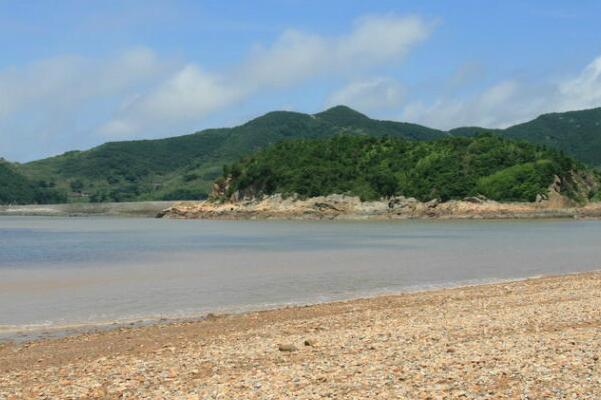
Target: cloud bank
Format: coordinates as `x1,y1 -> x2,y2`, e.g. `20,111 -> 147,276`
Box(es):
0,47 -> 172,160
326,78 -> 406,111
0,14 -> 432,160
3,10 -> 601,161
0,48 -> 166,119
401,56 -> 601,129
101,14 -> 432,137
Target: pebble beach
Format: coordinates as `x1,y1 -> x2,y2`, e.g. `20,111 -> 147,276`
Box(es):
1,272 -> 601,399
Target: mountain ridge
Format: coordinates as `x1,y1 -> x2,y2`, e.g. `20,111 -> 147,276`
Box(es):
5,105 -> 601,204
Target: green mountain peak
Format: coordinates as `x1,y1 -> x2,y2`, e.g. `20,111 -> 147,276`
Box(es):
314,105 -> 369,124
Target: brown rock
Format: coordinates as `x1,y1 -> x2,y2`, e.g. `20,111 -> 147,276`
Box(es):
278,344 -> 297,352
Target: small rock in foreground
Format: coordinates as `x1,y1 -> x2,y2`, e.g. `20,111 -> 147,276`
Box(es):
278,344 -> 297,352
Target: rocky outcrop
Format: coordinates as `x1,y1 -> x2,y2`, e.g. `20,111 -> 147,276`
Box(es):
157,194 -> 601,220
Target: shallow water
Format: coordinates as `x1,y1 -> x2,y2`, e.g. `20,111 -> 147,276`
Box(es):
1,216 -> 600,337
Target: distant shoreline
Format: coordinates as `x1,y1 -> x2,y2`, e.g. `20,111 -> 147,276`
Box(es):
0,201 -> 175,218
158,195 -> 601,221
2,197 -> 601,220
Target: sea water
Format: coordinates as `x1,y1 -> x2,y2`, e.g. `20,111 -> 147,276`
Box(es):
1,216 -> 600,338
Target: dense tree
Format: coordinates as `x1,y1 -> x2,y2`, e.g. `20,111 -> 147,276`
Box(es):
221,134 -> 600,203
0,161 -> 66,204
9,105 -> 601,203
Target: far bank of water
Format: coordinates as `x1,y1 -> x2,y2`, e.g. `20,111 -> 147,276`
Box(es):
0,201 -> 174,218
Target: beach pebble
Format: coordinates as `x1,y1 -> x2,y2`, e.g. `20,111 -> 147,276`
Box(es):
3,273 -> 601,399
278,344 -> 297,352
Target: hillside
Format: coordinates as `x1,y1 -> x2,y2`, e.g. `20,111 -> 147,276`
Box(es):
0,160 -> 65,205
216,135 -> 601,203
503,108 -> 601,168
450,107 -> 601,168
17,106 -> 445,202
11,105 -> 601,203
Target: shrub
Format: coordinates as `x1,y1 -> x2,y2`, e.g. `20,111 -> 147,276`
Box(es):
476,161 -> 558,202
219,134 -> 594,203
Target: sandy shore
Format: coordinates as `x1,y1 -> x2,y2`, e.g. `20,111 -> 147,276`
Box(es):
2,272 -> 601,399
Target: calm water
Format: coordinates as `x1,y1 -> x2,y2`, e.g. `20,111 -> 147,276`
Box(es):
1,216 -> 600,337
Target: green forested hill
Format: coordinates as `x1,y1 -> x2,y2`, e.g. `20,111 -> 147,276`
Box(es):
314,106 -> 443,140
502,108 -> 601,168
450,107 -> 601,168
8,105 -> 601,203
17,106 -> 446,202
0,160 -> 65,204
220,135 -> 601,203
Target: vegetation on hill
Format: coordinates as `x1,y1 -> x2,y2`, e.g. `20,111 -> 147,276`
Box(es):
450,107 -> 601,168
7,105 -> 601,203
503,108 -> 601,168
218,135 -> 600,203
16,106 -> 446,202
0,160 -> 66,205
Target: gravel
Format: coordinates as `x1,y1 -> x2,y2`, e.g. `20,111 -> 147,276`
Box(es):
1,272 -> 600,399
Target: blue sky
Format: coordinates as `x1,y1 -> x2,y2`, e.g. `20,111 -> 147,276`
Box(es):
1,0 -> 601,161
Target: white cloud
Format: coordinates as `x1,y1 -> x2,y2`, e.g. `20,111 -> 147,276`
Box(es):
556,56 -> 601,111
0,47 -> 165,119
340,14 -> 432,63
478,80 -> 518,109
0,47 -> 172,160
102,14 -> 432,136
445,62 -> 486,92
326,78 -> 405,111
244,14 -> 431,87
401,55 -> 601,129
99,65 -> 245,136
0,14 -> 433,158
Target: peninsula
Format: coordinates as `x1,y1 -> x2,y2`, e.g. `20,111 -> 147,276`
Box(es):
159,134 -> 601,220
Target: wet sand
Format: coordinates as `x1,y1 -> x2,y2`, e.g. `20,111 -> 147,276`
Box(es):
1,272 -> 600,399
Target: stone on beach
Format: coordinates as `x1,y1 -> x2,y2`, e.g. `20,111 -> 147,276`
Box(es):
278,344 -> 298,352
2,272 -> 601,399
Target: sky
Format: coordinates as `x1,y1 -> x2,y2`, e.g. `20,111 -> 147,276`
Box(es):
1,0 -> 601,162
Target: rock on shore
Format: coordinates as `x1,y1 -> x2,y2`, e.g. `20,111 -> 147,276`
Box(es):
157,194 -> 601,220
